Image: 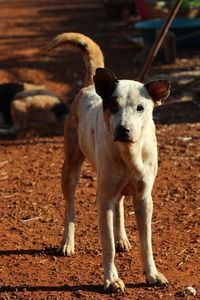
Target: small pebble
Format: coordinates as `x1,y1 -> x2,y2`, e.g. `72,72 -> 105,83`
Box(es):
175,286 -> 197,297
178,137 -> 192,142
129,211 -> 135,215
185,286 -> 196,296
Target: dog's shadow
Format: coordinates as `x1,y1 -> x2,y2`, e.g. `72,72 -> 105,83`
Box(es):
0,248 -> 147,294
0,283 -> 104,294
0,282 -> 147,295
0,248 -> 57,256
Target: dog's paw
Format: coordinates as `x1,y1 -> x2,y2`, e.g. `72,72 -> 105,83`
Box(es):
104,278 -> 125,293
115,238 -> 131,252
57,243 -> 74,256
146,272 -> 168,286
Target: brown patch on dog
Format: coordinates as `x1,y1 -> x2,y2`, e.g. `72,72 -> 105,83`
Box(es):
145,80 -> 171,105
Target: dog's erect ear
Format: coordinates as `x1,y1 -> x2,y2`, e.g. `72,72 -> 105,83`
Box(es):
93,68 -> 118,98
145,80 -> 171,105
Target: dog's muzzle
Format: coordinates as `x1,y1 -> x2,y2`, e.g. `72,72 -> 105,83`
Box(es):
114,124 -> 133,143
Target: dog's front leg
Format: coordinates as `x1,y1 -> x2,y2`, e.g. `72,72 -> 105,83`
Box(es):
97,191 -> 125,293
133,182 -> 168,286
114,196 -> 131,252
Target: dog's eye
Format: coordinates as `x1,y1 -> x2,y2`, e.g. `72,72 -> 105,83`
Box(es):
137,105 -> 144,112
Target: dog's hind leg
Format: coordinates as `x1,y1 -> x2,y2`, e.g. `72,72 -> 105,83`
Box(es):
60,151 -> 84,256
114,195 -> 131,252
60,155 -> 83,256
133,181 -> 168,286
97,190 -> 125,292
0,125 -> 20,135
59,117 -> 84,256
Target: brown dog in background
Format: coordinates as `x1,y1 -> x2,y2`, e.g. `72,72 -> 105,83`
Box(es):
45,32 -> 170,292
0,82 -> 67,136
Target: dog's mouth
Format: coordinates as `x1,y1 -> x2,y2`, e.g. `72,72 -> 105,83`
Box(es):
114,137 -> 134,143
114,134 -> 134,143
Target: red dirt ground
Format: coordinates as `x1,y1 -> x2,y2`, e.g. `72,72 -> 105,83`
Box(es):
0,0 -> 200,299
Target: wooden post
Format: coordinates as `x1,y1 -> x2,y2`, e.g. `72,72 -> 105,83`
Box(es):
139,0 -> 183,82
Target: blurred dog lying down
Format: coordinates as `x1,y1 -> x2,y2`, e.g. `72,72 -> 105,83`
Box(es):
0,82 -> 68,136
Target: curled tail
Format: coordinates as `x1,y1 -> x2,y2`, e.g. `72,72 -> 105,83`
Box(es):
44,32 -> 104,87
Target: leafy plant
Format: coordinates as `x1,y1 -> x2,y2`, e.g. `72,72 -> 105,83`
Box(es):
159,0 -> 200,17
181,1 -> 200,8
169,0 -> 200,8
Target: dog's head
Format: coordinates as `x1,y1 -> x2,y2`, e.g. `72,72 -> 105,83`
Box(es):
94,68 -> 170,143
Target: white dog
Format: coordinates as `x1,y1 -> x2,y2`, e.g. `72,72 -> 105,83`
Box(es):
45,32 -> 170,292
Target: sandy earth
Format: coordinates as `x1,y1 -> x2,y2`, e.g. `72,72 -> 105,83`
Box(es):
0,0 -> 200,299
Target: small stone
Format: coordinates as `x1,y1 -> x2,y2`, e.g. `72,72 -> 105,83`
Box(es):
178,137 -> 192,142
185,286 -> 196,296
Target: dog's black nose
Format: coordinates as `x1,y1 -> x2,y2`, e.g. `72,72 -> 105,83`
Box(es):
118,125 -> 130,135
114,125 -> 131,142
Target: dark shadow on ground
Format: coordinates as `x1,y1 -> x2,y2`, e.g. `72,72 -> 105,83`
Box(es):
0,282 -> 147,294
0,247 -> 57,256
154,100 -> 200,124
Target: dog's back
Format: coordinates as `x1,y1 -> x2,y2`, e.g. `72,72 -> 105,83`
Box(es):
0,82 -> 47,125
0,82 -> 68,136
